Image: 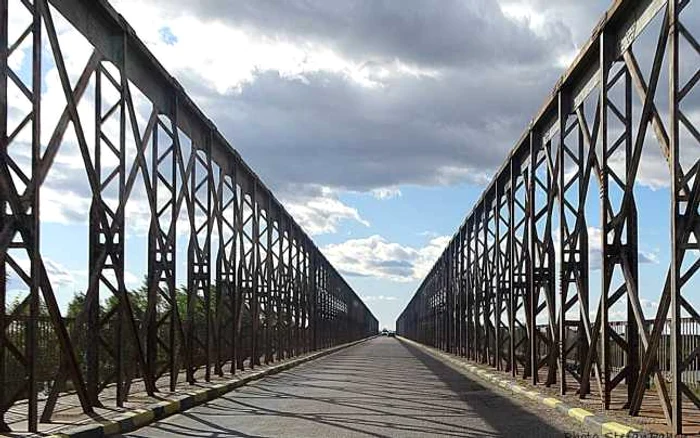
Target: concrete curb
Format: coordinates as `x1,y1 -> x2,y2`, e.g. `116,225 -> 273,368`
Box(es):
48,338 -> 373,437
399,337 -> 643,438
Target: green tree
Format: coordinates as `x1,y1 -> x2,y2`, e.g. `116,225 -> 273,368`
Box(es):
65,291 -> 86,319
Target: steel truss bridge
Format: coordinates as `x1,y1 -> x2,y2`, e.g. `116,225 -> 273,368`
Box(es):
0,0 -> 378,432
398,0 -> 700,434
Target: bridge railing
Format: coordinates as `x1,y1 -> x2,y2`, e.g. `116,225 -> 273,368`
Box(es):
397,0 -> 699,433
513,318 -> 700,387
0,0 -> 378,432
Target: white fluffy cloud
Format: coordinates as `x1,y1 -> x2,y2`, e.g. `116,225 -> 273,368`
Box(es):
322,234 -> 450,282
283,186 -> 370,235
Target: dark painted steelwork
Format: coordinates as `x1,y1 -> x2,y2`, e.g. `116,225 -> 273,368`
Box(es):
398,0 -> 700,433
0,0 -> 377,432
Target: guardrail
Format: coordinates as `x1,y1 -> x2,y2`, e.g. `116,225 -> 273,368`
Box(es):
397,0 -> 699,434
0,0 -> 378,432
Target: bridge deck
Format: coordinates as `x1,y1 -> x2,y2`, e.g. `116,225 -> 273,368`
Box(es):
123,338 -> 586,437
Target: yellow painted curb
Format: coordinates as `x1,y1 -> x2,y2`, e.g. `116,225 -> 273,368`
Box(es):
602,421 -> 638,435
543,397 -> 562,408
46,338 -> 371,437
212,383 -> 227,396
102,421 -> 121,435
163,400 -> 180,415
525,390 -> 540,400
132,409 -> 155,427
568,407 -> 594,422
398,337 -> 643,436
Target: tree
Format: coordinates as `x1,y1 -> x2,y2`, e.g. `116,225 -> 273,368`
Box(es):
65,291 -> 86,319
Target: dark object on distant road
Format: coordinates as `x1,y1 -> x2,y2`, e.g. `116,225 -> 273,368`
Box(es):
387,331 -> 396,338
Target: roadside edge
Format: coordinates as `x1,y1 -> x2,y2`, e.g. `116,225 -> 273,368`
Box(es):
47,337 -> 374,438
398,336 -> 643,438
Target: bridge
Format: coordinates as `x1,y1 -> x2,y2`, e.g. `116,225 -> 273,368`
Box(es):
0,0 -> 698,436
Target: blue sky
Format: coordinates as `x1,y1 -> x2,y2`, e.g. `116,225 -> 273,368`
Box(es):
6,0 -> 694,331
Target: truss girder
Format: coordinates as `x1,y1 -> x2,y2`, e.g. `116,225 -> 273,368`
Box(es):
397,0 -> 700,433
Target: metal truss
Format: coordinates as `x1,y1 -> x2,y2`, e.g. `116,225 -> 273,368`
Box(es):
398,0 -> 700,433
0,0 -> 377,432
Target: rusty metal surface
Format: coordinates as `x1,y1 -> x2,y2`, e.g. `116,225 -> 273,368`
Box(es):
397,0 -> 700,434
0,0 -> 378,432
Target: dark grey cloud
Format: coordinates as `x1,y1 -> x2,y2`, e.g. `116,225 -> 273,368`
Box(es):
108,0 -> 633,197
186,64 -> 558,194
375,260 -> 413,269
147,0 -> 574,69
339,270 -> 372,278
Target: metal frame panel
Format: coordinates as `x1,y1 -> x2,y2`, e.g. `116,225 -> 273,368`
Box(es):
397,0 -> 700,432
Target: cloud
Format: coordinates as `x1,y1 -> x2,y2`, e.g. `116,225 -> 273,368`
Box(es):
370,187 -> 402,200
552,226 -> 659,272
283,186 -> 370,235
587,227 -> 659,271
43,259 -> 76,287
33,0 -> 680,241
361,295 -> 399,302
322,234 -> 450,282
20,0 -> 694,249
3,254 -> 76,291
65,268 -> 142,292
498,1 -> 609,45
14,0 -> 689,310
120,0 -> 573,70
99,0 -> 580,196
601,297 -> 660,322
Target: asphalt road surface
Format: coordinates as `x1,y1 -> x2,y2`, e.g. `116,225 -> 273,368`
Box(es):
122,337 -> 587,437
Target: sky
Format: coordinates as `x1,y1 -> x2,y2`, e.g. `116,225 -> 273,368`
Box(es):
5,0 -> 698,330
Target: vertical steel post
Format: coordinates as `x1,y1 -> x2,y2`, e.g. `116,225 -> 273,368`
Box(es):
509,163 -> 517,375
599,29 -> 611,410
528,130 -> 537,384
251,183 -> 259,368
668,0 -> 681,432
557,90 -> 566,394
0,0 -> 7,428
26,0 -> 41,429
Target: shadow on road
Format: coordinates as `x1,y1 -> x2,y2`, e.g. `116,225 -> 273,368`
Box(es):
398,340 -> 566,436
122,338 -> 571,437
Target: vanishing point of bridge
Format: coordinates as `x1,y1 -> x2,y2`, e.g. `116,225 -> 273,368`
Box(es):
1,0 -> 700,436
